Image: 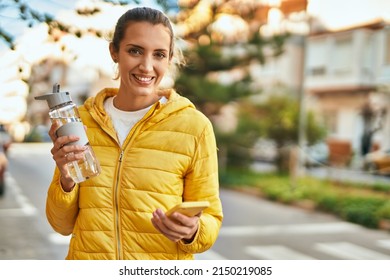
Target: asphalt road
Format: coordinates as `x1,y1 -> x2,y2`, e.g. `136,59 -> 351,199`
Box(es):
1,143 -> 390,260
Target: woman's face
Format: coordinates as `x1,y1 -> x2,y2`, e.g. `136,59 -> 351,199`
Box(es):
111,21 -> 171,97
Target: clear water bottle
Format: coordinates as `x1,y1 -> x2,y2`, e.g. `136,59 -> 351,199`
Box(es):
35,83 -> 101,183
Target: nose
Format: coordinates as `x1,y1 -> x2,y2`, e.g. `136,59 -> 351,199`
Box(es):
139,55 -> 153,73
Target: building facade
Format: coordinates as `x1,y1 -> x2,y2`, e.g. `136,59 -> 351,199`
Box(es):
305,21 -> 390,160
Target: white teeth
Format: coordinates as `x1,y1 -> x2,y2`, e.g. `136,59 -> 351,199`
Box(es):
134,75 -> 153,82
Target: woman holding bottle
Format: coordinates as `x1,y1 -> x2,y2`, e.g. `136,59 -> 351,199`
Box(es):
45,6 -> 223,260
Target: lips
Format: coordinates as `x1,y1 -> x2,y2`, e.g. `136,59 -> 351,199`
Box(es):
133,74 -> 154,83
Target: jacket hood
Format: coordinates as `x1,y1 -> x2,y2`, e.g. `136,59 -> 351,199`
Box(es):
83,88 -> 196,131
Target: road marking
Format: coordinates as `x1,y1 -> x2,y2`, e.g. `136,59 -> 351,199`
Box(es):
0,172 -> 37,217
245,245 -> 315,260
376,240 -> 390,250
48,233 -> 71,245
47,234 -> 228,260
219,222 -> 360,237
315,242 -> 390,259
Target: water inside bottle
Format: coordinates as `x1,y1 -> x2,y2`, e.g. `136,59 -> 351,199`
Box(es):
36,84 -> 101,183
67,148 -> 101,183
53,116 -> 80,127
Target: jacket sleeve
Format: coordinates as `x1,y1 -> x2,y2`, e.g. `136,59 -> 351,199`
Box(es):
179,119 -> 223,254
46,167 -> 79,236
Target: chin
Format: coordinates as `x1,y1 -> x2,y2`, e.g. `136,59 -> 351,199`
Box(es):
132,88 -> 154,97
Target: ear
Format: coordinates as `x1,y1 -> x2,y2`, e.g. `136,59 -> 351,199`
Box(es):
109,43 -> 118,63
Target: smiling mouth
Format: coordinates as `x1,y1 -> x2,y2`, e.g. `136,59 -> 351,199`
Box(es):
133,75 -> 154,83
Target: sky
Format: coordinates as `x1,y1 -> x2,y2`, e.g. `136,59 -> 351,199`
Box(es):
0,0 -> 389,127
0,0 -> 389,75
1,0 -> 390,50
308,0 -> 390,30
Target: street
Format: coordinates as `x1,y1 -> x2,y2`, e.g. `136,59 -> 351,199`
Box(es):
1,143 -> 390,260
209,188 -> 390,259
0,143 -> 69,259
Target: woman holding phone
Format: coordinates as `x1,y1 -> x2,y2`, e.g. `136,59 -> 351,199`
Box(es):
45,6 -> 223,260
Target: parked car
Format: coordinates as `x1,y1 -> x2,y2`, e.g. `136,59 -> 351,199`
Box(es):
0,125 -> 11,154
304,142 -> 329,168
0,125 -> 12,196
0,146 -> 7,196
252,138 -> 278,163
364,149 -> 390,176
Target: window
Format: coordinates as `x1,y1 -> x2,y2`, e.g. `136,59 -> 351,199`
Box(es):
333,36 -> 352,74
362,32 -> 374,78
309,66 -> 326,76
307,39 -> 327,76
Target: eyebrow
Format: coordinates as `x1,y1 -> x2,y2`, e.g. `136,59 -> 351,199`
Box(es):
126,44 -> 169,53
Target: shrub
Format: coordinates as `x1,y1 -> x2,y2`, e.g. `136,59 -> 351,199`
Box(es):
316,194 -> 341,213
220,167 -> 390,229
376,201 -> 390,220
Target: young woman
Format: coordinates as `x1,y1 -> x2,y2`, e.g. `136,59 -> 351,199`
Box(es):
46,6 -> 223,260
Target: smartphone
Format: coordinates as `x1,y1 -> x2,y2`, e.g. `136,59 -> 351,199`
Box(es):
165,201 -> 210,217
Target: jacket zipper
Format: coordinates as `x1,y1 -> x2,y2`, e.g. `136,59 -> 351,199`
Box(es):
115,150 -> 124,259
113,104 -> 159,260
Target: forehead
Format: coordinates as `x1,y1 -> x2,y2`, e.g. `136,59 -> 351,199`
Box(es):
121,21 -> 171,49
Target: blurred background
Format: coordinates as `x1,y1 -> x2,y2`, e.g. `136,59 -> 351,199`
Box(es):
1,0 -> 390,260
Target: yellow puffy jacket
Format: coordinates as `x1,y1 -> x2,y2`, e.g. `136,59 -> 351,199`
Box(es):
46,88 -> 223,260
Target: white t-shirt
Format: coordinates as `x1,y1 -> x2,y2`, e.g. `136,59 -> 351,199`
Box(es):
104,96 -> 166,147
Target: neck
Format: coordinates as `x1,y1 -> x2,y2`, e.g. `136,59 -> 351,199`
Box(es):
113,93 -> 160,112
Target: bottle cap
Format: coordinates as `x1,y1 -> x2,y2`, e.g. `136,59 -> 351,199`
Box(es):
34,83 -> 72,109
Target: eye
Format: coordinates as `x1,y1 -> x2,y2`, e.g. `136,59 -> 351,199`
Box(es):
154,51 -> 167,59
128,48 -> 142,55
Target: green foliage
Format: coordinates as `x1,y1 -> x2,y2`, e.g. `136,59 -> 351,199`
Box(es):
221,167 -> 390,229
219,167 -> 262,187
184,43 -> 240,74
230,94 -> 326,172
171,1 -> 293,171
376,201 -> 390,220
316,194 -> 340,213
215,102 -> 265,168
254,94 -> 326,147
261,97 -> 299,146
210,91 -> 326,170
176,73 -> 253,111
317,194 -> 386,228
339,197 -> 385,228
369,183 -> 390,193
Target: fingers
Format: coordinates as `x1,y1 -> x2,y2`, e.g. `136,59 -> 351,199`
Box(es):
48,122 -> 60,143
50,135 -> 83,159
151,209 -> 199,242
47,123 -> 86,189
49,129 -> 86,179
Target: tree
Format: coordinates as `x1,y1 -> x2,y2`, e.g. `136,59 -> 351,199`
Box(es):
170,0 -> 296,169
173,0 -> 289,112
0,0 -> 172,49
2,0 -> 310,164
250,93 -> 326,173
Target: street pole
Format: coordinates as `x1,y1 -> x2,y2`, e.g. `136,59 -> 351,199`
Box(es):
296,33 -> 307,178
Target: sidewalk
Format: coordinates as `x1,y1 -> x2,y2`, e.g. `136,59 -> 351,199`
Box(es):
306,166 -> 390,185
251,161 -> 390,185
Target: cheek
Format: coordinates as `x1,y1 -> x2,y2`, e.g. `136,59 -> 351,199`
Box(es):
119,58 -> 135,69
156,61 -> 170,76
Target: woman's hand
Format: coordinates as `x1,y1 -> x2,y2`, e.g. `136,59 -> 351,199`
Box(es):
48,123 -> 86,192
151,209 -> 200,243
